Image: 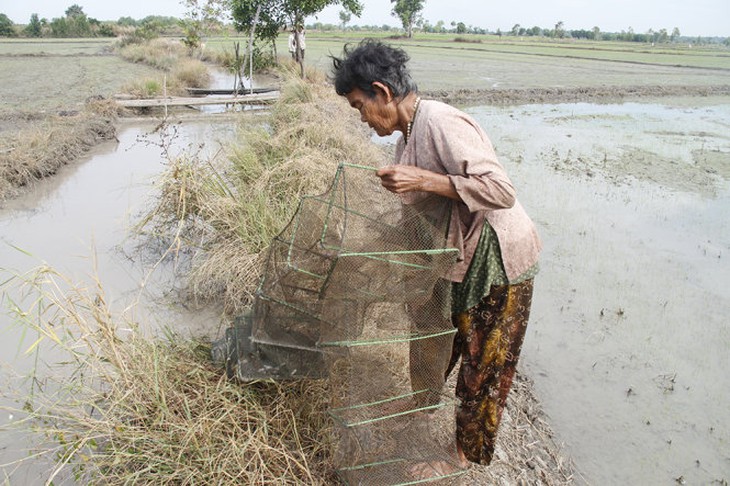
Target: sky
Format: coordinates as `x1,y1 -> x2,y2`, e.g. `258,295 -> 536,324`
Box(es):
2,0 -> 728,37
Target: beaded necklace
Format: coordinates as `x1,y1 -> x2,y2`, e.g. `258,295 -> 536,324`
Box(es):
405,96 -> 422,144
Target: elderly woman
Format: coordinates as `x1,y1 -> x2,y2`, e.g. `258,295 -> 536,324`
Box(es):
331,39 -> 542,478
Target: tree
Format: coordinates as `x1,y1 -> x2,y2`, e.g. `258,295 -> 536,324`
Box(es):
391,0 -> 425,38
231,0 -> 363,76
592,26 -> 600,41
671,27 -> 680,42
47,5 -> 92,37
511,23 -> 520,36
554,20 -> 565,39
65,4 -> 85,18
338,10 -> 351,30
25,13 -> 43,37
181,0 -> 228,49
0,13 -> 15,37
455,22 -> 466,35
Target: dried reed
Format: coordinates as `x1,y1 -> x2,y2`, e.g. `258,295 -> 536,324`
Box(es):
1,266 -> 337,485
137,68 -> 383,314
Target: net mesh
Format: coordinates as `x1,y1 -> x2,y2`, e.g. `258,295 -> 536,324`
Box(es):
223,163 -> 466,484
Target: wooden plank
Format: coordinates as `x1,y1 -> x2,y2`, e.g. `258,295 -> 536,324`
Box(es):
116,91 -> 279,108
186,87 -> 278,96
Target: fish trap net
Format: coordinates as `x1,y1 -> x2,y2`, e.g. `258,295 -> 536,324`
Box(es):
219,163 -> 466,484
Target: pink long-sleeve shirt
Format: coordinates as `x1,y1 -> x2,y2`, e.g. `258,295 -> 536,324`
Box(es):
394,100 -> 542,282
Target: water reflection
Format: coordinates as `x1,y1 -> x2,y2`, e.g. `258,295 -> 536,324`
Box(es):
467,102 -> 730,484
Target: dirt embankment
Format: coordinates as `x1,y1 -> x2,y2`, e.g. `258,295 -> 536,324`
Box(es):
424,84 -> 730,106
0,110 -> 117,202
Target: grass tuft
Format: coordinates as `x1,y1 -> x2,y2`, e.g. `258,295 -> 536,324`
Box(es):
117,38 -> 211,97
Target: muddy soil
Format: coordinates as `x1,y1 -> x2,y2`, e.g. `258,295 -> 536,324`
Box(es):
372,93 -> 730,485
424,84 -> 730,107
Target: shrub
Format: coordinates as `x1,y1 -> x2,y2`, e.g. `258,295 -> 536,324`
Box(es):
171,59 -> 210,89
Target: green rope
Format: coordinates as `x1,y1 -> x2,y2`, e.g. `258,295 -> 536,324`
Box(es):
340,162 -> 379,171
319,328 -> 457,348
333,402 -> 446,427
329,389 -> 429,413
337,458 -> 406,472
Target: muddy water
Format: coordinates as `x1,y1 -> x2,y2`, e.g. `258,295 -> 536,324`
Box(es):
465,101 -> 730,484
0,120 -> 235,482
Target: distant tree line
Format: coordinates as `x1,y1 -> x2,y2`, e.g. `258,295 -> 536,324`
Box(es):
1,2 -> 728,47
0,4 -> 184,39
317,19 -> 729,46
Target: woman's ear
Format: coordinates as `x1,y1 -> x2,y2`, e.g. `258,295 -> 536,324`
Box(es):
371,81 -> 393,103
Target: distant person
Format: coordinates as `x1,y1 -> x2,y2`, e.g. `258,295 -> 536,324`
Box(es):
331,39 -> 542,480
296,27 -> 306,60
288,26 -> 306,62
288,29 -> 296,59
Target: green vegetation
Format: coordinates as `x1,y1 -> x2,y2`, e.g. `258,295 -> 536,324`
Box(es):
391,0 -> 425,38
230,0 -> 364,76
2,0 -> 727,48
0,13 -> 16,37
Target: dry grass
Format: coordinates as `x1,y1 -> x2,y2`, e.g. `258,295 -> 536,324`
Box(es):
137,68 -> 383,314
0,37 -> 213,202
1,266 -> 337,485
0,60 -> 578,485
117,38 -> 211,97
117,38 -> 189,72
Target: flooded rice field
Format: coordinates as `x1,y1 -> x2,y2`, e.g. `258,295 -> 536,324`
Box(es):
466,101 -> 730,484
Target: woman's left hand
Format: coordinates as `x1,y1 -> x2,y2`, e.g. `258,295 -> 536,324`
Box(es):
376,165 -> 461,200
376,165 -> 429,193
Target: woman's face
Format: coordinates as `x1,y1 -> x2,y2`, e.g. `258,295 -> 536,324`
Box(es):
345,86 -> 399,137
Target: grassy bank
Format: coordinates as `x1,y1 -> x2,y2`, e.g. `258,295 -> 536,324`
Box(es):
137,65 -> 383,314
0,107 -> 118,201
0,37 -> 211,202
2,68 -> 389,484
3,66 -> 576,485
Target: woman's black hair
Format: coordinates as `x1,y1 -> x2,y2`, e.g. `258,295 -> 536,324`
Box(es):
330,39 -> 417,98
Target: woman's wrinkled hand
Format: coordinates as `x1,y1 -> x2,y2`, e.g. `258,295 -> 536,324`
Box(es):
376,165 -> 461,201
376,165 -> 428,194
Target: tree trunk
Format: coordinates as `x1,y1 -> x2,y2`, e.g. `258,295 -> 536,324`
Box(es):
247,4 -> 262,95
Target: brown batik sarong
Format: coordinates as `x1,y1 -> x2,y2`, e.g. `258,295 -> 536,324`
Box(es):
447,279 -> 534,465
